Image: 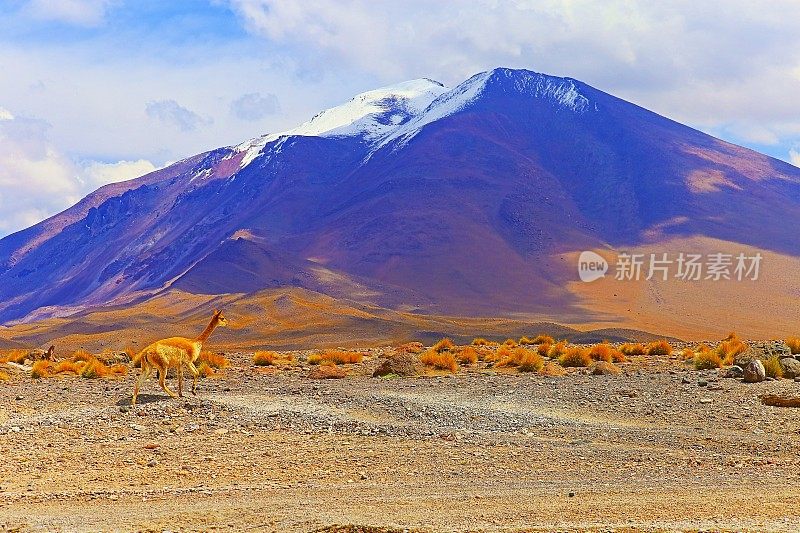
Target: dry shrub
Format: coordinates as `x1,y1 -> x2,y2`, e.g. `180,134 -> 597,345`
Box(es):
645,340 -> 672,356
540,361 -> 567,376
496,347 -> 544,372
559,347 -> 591,367
764,355 -> 784,379
458,346 -> 478,365
787,337 -> 800,355
485,345 -> 512,364
419,350 -> 459,372
0,349 -> 28,364
502,338 -> 518,348
309,350 -> 363,365
31,360 -> 53,379
537,343 -> 551,357
396,342 -> 424,354
253,350 -> 277,366
0,370 -> 9,382
471,338 -> 493,346
681,347 -> 695,361
531,334 -> 555,345
610,350 -> 627,363
694,351 -> 722,370
587,343 -> 614,363
432,338 -> 455,353
715,335 -> 747,366
54,360 -> 82,374
547,341 -> 568,359
619,343 -> 646,356
199,351 -> 230,369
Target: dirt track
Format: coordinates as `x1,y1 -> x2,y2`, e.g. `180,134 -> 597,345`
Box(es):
3,350 -> 800,532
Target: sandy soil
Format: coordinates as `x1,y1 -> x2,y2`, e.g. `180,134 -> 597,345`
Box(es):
2,348 -> 800,532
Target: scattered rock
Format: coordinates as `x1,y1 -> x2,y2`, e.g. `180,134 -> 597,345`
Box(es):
779,357 -> 800,379
697,380 -> 708,387
699,398 -> 712,404
723,365 -> 743,379
147,458 -> 158,467
372,353 -> 422,377
743,360 -> 766,383
130,424 -> 147,432
587,361 -> 621,375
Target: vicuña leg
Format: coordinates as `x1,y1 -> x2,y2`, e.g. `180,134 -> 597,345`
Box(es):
158,366 -> 178,399
132,361 -> 152,406
177,363 -> 184,398
186,360 -> 200,395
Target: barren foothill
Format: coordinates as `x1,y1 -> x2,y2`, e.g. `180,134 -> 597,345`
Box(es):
2,342 -> 800,532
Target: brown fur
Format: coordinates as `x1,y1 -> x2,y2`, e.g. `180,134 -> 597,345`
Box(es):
132,310 -> 228,405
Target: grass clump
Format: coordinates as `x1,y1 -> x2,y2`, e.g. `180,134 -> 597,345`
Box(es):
253,350 -> 297,367
495,347 -> 544,373
432,338 -> 455,353
419,350 -> 458,372
457,346 -> 478,365
764,355 -> 783,379
502,338 -> 518,348
531,334 -> 555,345
714,333 -> 747,365
559,347 -> 592,367
31,360 -> 53,379
547,341 -> 568,359
0,349 -> 28,364
199,351 -> 230,369
645,340 -> 672,356
471,338 -> 496,346
693,351 -> 722,370
0,370 -> 9,382
619,343 -> 646,356
396,342 -> 424,354
785,337 -> 800,355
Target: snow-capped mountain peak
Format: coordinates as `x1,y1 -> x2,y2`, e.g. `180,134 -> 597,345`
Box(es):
233,78 -> 447,167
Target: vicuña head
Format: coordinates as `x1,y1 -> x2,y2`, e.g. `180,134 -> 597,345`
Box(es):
132,309 -> 228,406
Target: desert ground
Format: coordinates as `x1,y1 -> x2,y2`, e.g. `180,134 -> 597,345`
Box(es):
3,340 -> 800,532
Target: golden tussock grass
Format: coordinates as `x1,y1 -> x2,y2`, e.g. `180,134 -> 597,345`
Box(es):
714,333 -> 747,365
693,350 -> 722,370
531,334 -> 555,345
0,370 -> 9,382
31,351 -> 127,379
619,343 -> 647,356
253,350 -> 278,366
785,337 -> 800,355
681,347 -> 695,360
309,350 -> 363,365
199,351 -> 230,369
587,343 -> 614,363
31,360 -> 53,379
764,355 -> 783,379
559,347 -> 592,367
502,338 -> 518,348
484,345 -> 512,364
645,340 -> 672,356
547,341 -> 568,359
519,336 -> 535,345
495,347 -> 544,372
457,346 -> 478,365
0,349 -> 28,364
432,338 -> 455,353
537,343 -> 551,357
471,338 -> 496,346
419,350 -> 458,372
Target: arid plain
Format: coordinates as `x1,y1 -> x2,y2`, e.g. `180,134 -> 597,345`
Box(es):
3,336 -> 800,532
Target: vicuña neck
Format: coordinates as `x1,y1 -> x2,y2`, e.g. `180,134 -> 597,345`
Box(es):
196,315 -> 219,342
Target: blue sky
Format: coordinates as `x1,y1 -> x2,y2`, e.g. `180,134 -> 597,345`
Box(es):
0,0 -> 799,236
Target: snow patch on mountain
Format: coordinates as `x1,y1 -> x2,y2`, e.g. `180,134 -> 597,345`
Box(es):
232,78 -> 447,168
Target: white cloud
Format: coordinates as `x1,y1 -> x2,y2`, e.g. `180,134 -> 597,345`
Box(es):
80,159 -> 157,188
24,0 -> 117,27
230,92 -> 280,121
145,99 -> 211,132
0,107 -> 155,236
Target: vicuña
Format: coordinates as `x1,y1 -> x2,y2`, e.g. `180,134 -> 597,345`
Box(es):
132,310 -> 228,405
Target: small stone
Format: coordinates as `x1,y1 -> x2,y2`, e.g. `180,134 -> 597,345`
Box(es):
147,458 -> 158,467
214,428 -> 229,435
743,360 -> 766,383
681,377 -> 691,384
697,380 -> 708,387
130,424 -> 147,432
568,492 -> 575,498
699,398 -> 712,404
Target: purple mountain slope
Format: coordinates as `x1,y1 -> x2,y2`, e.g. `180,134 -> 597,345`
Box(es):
1,68 -> 799,324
